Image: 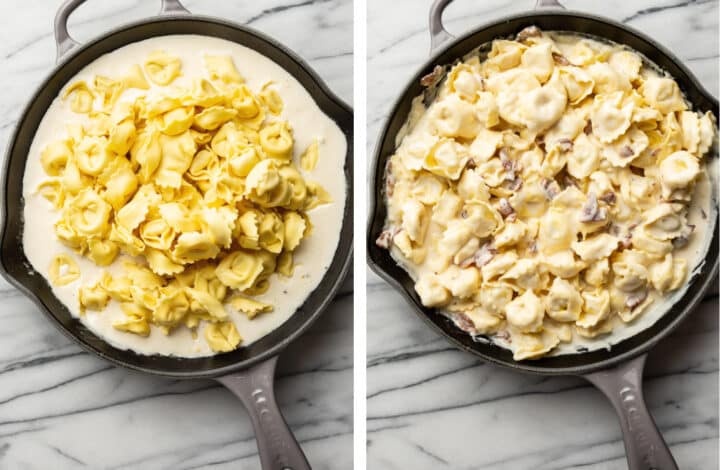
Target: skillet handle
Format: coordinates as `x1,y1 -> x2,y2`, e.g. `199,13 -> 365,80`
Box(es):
216,356 -> 311,470
428,0 -> 455,54
53,0 -> 190,63
535,0 -> 566,8
429,0 -> 566,55
583,354 -> 679,470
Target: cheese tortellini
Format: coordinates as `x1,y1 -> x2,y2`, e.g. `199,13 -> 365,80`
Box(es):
378,28 -> 715,360
41,50 -> 331,353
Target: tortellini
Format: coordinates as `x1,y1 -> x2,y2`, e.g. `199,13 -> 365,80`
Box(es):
36,49 -> 332,355
379,28 -> 714,360
144,50 -> 182,85
48,254 -> 80,286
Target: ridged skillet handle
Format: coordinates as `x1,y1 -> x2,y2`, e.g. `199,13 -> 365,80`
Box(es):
429,0 -> 566,54
53,0 -> 190,63
583,355 -> 679,470
217,357 -> 311,470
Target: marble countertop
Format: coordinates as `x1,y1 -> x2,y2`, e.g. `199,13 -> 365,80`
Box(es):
367,0 -> 718,469
0,1 -> 352,469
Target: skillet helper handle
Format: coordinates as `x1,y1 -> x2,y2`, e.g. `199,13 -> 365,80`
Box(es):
429,0 -> 566,55
53,0 -> 190,62
583,354 -> 678,470
428,0 -> 455,54
534,0 -> 566,9
217,356 -> 310,470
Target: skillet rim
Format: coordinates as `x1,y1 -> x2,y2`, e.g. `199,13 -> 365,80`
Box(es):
366,8 -> 719,375
0,14 -> 354,379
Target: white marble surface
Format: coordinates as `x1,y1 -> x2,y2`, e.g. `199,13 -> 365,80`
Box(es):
0,1 -> 352,469
367,1 -> 718,469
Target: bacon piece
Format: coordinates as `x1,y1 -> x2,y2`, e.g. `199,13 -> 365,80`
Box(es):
460,242 -> 497,269
385,160 -> 395,196
452,312 -> 478,335
580,192 -> 607,223
599,191 -> 616,205
516,25 -> 542,42
540,178 -> 561,200
557,138 -> 573,152
583,120 -> 593,135
672,224 -> 696,248
375,227 -> 399,249
619,146 -> 634,158
552,52 -> 571,66
420,65 -> 444,87
497,198 -> 515,217
508,177 -> 523,191
626,290 -> 648,310
495,330 -> 512,343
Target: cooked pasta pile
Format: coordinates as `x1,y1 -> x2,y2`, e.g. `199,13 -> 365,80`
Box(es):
39,50 -> 330,352
379,28 -> 715,360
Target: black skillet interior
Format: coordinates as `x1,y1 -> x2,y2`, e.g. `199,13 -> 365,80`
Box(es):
368,10 -> 719,375
0,17 -> 353,379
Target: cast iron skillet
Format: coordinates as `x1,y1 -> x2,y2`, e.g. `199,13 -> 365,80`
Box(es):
0,1 -> 353,469
367,0 -> 718,468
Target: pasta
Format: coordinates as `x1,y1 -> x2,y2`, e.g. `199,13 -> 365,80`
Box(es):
378,28 -> 715,360
37,49 -> 332,354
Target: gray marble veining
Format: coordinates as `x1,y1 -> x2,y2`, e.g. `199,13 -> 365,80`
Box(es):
0,1 -> 352,469
367,1 -> 718,469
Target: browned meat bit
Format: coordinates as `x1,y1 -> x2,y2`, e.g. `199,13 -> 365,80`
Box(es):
497,198 -> 515,217
540,178 -> 561,200
499,146 -> 510,163
619,146 -> 634,158
516,25 -> 542,42
626,290 -> 648,310
473,242 -> 497,267
672,224 -> 696,248
502,162 -> 516,182
453,312 -> 478,335
557,138 -> 573,152
494,330 -> 511,343
580,192 -> 607,222
583,120 -> 593,135
552,52 -> 571,66
420,65 -> 444,87
598,191 -> 616,205
385,160 -> 395,196
508,177 -> 523,191
375,228 -> 397,249
506,212 -> 518,223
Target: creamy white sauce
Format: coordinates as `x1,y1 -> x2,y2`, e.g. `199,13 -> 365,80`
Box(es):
22,35 -> 347,357
386,32 -> 717,358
